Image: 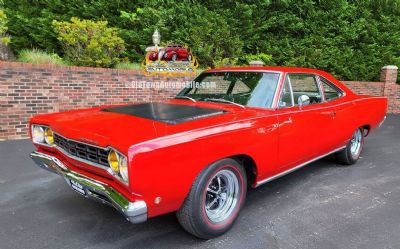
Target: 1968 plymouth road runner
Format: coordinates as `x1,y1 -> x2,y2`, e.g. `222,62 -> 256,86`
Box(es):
29,66 -> 387,239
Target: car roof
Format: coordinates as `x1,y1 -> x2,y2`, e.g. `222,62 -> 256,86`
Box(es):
204,66 -> 353,95
205,66 -> 330,75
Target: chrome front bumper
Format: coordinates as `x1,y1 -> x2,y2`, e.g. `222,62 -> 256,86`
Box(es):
30,151 -> 147,224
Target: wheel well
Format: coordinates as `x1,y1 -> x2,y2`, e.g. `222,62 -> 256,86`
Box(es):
230,155 -> 257,187
362,124 -> 371,136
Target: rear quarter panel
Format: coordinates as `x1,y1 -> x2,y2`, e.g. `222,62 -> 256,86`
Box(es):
334,95 -> 387,145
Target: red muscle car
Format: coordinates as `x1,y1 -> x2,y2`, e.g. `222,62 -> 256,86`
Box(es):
162,44 -> 192,61
29,66 -> 387,239
148,45 -> 192,61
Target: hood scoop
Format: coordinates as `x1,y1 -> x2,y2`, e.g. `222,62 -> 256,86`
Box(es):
101,103 -> 226,124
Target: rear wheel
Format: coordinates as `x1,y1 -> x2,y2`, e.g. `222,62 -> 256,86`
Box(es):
176,158 -> 247,239
335,127 -> 364,165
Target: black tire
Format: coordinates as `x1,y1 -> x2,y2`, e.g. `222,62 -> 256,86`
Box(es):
335,127 -> 365,165
176,158 -> 247,239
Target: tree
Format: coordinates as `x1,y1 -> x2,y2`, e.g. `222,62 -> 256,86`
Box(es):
3,0 -> 400,80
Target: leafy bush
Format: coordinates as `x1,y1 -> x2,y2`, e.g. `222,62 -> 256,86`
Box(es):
213,58 -> 238,68
114,61 -> 142,70
0,6 -> 10,45
52,17 -> 125,67
242,53 -> 273,65
18,49 -> 66,65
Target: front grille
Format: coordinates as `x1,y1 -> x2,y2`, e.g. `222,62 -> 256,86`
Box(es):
54,133 -> 109,167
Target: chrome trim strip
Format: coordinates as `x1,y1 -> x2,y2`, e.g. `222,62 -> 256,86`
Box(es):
317,75 -> 347,101
378,115 -> 387,127
30,151 -> 147,223
255,146 -> 346,187
271,72 -> 284,109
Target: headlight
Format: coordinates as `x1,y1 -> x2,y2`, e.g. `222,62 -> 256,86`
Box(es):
108,150 -> 120,173
32,126 -> 45,144
44,127 -> 54,145
107,149 -> 129,184
31,125 -> 55,146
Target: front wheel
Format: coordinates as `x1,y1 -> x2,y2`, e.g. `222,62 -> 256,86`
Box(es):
176,158 -> 247,239
335,127 -> 365,165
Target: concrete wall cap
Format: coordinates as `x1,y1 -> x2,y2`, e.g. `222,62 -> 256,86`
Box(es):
249,60 -> 264,66
382,65 -> 398,70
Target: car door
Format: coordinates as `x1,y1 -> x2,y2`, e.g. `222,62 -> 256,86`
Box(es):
318,75 -> 347,150
276,73 -> 335,171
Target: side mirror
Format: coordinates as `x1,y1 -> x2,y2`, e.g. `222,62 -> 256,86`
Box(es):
298,95 -> 310,109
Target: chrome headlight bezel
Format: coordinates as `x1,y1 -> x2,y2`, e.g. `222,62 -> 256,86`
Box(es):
119,155 -> 129,182
31,125 -> 54,147
107,148 -> 129,185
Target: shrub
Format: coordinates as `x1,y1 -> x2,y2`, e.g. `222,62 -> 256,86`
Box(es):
114,61 -> 142,70
0,7 -> 10,44
213,58 -> 238,68
18,49 -> 66,65
242,53 -> 273,65
52,17 -> 125,68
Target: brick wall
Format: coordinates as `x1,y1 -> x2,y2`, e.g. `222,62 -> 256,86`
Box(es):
0,62 -> 191,140
0,61 -> 398,140
342,81 -> 385,96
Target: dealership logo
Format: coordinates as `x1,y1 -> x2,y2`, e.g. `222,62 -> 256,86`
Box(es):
142,29 -> 198,77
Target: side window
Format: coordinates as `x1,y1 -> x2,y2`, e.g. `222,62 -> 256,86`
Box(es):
289,74 -> 322,104
278,77 -> 293,108
320,77 -> 343,101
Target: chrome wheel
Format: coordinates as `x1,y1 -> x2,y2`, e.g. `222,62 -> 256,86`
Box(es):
205,169 -> 240,223
350,129 -> 363,159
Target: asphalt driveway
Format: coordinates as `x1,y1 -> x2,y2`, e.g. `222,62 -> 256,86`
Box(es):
1,115 -> 399,249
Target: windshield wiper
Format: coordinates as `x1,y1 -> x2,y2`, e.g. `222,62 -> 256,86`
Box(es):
174,96 -> 196,102
204,98 -> 245,108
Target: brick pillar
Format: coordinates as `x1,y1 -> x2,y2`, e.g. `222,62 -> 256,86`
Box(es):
380,65 -> 399,113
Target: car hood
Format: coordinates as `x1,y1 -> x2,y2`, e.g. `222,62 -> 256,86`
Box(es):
30,101 -> 251,153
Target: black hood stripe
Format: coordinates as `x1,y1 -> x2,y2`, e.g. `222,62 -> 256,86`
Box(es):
101,103 -> 226,124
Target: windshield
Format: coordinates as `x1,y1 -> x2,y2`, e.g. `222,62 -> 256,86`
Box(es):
177,71 -> 280,108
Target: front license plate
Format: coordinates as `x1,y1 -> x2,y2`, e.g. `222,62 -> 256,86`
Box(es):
69,179 -> 86,196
